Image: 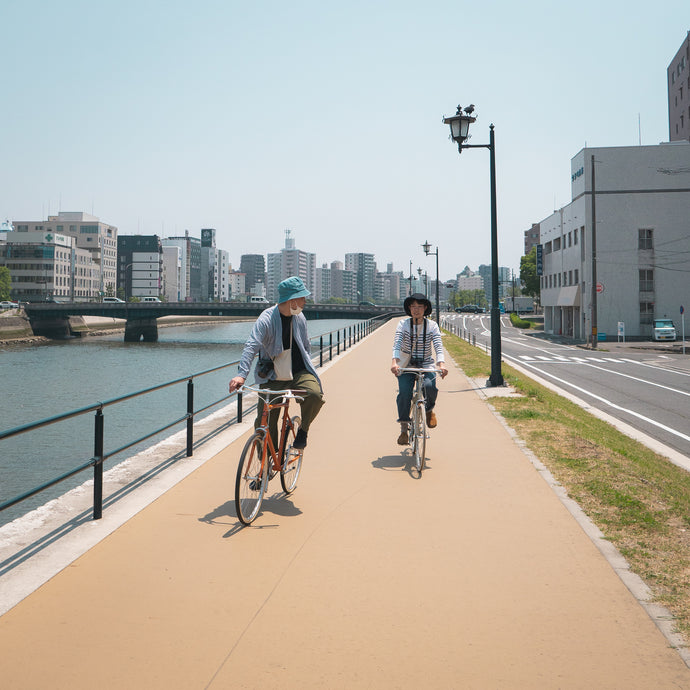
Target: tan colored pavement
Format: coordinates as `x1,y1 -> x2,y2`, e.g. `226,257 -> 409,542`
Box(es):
1,320 -> 689,689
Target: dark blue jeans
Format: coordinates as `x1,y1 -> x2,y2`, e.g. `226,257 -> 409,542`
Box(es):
396,372 -> 437,423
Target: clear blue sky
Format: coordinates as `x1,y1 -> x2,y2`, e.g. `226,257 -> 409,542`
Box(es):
2,1 -> 688,281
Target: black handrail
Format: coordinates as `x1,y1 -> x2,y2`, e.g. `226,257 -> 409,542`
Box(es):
0,315 -> 392,522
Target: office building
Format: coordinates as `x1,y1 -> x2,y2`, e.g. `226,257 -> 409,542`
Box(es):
117,235 -> 162,300
539,141 -> 690,340
12,211 -> 117,296
162,232 -> 202,301
239,254 -> 266,294
0,228 -> 100,301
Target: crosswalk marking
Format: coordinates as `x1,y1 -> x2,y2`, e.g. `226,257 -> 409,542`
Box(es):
518,355 -> 630,364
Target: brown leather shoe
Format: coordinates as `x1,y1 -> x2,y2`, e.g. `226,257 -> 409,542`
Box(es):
426,410 -> 437,428
397,428 -> 409,445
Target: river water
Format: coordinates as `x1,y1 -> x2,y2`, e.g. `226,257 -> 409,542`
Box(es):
0,318 -> 362,526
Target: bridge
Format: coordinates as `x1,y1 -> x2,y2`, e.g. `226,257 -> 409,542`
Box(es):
23,301 -> 402,341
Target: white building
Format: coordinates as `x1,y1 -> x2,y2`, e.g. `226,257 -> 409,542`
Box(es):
457,274 -> 483,291
216,248 -> 229,301
13,212 -> 117,297
266,230 -> 316,302
0,230 -> 100,301
229,271 -> 246,300
539,141 -> 690,341
161,245 -> 182,301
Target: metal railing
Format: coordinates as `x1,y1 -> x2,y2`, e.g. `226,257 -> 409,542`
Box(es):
0,316 -> 390,522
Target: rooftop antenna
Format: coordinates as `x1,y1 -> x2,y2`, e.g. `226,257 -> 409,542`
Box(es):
638,113 -> 641,145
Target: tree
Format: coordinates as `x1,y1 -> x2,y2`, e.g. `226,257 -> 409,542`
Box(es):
520,247 -> 540,301
0,266 -> 11,301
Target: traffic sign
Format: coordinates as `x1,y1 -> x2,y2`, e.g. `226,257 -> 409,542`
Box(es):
681,305 -> 685,314
596,282 -> 604,293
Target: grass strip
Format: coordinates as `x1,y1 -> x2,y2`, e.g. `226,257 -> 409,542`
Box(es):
443,331 -> 690,639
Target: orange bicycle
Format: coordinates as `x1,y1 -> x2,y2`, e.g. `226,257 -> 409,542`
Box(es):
234,386 -> 305,525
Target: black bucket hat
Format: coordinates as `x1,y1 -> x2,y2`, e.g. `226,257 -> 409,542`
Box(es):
404,293 -> 432,316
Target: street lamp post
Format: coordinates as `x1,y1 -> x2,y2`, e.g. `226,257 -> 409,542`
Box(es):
443,104 -> 503,387
422,241 -> 440,324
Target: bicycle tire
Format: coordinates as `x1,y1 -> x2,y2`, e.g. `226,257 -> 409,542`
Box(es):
280,415 -> 303,494
235,432 -> 267,525
413,401 -> 426,472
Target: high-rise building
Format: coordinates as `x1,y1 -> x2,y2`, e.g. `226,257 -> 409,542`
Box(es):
668,30 -> 690,142
266,230 -> 316,302
314,264 -> 332,302
345,252 -> 376,302
162,231 -> 202,301
239,254 -> 266,294
328,260 -> 356,302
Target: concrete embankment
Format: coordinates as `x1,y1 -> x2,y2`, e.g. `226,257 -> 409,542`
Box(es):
0,311 -> 252,343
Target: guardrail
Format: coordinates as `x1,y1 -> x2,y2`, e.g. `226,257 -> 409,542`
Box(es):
0,316 -> 389,522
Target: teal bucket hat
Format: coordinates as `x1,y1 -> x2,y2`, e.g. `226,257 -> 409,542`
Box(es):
278,276 -> 311,304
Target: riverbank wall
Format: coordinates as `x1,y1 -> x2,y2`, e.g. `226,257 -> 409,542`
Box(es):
0,310 -> 252,344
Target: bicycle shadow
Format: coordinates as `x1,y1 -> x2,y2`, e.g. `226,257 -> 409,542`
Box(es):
199,491 -> 302,538
372,453 -> 428,479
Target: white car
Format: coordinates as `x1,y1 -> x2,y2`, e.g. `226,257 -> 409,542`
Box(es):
1,300 -> 19,309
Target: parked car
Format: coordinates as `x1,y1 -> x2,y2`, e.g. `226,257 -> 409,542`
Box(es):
652,318 -> 676,342
142,296 -> 162,302
102,297 -> 125,303
1,300 -> 19,309
457,304 -> 480,313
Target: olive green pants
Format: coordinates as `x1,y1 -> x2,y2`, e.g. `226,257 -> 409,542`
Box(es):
256,371 -> 324,449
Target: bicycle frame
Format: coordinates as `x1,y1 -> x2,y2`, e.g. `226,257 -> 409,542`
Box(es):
243,386 -> 305,473
398,366 -> 440,472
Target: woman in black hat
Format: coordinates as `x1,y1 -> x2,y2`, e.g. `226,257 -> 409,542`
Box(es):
391,293 -> 448,445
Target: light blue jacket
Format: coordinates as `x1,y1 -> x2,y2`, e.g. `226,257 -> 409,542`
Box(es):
237,305 -> 322,389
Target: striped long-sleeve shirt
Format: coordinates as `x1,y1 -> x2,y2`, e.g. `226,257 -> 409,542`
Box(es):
392,317 -> 445,367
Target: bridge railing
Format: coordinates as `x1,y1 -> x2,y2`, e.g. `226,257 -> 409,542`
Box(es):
0,316 -> 390,524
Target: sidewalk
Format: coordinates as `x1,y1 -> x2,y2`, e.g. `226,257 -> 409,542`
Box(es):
1,319 -> 689,689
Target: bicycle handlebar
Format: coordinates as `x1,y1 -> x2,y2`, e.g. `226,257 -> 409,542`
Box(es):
398,366 -> 443,374
239,385 -> 306,403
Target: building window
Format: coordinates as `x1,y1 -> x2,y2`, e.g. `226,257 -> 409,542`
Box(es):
640,301 -> 654,325
639,269 -> 654,292
638,228 -> 653,250
574,269 -> 579,283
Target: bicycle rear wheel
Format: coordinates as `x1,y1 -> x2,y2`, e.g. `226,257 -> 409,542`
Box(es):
235,432 -> 267,525
412,401 -> 426,472
280,415 -> 303,494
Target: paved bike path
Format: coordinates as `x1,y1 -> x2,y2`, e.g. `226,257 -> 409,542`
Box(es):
1,320 -> 689,688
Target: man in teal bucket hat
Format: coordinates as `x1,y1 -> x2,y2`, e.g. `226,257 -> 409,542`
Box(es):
229,276 -> 324,450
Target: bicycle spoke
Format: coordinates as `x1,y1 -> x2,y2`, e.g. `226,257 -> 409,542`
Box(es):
235,433 -> 266,525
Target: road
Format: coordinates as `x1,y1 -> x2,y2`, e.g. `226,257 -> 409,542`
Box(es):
444,312 -> 690,465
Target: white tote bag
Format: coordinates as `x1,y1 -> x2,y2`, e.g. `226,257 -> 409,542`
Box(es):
273,321 -> 293,381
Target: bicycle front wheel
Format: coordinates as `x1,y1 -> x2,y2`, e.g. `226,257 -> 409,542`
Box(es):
280,415 -> 303,494
413,401 -> 426,472
235,432 -> 267,525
